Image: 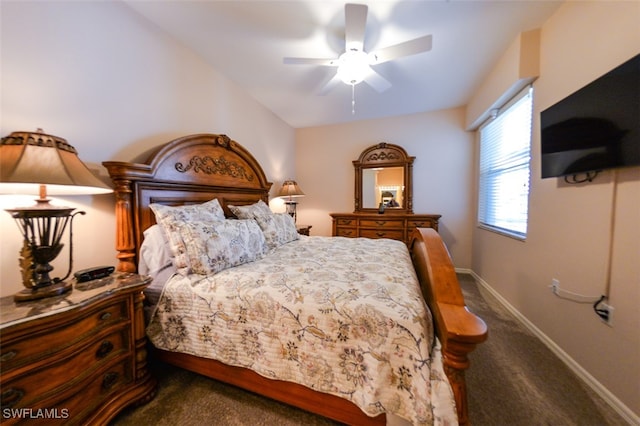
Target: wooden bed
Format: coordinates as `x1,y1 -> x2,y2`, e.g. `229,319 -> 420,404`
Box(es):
103,133 -> 487,425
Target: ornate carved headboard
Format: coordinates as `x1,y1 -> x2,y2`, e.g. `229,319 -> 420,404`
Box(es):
103,134 -> 272,273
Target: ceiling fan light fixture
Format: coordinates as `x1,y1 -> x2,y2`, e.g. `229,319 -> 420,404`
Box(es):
283,3 -> 433,100
336,50 -> 370,85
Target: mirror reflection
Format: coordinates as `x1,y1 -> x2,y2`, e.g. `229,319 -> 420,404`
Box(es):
353,142 -> 414,213
362,167 -> 404,209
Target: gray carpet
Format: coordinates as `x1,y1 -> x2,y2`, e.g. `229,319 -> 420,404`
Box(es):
461,275 -> 626,426
111,274 -> 627,425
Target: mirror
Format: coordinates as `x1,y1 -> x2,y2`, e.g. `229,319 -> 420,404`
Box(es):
362,167 -> 404,208
354,143 -> 414,213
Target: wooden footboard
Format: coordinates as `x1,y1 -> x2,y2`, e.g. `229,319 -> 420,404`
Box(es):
151,347 -> 386,425
409,228 -> 488,425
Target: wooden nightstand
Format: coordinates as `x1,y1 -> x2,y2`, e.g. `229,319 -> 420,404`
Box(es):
296,224 -> 312,236
0,273 -> 156,425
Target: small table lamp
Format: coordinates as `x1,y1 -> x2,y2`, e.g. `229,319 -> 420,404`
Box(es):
1,130 -> 113,302
278,179 -> 304,223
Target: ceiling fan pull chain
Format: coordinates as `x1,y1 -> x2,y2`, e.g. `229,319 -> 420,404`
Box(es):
351,84 -> 356,115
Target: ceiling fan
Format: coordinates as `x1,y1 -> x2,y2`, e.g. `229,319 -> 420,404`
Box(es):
283,3 -> 433,94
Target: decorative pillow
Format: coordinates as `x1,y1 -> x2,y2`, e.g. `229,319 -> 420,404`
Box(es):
138,224 -> 174,276
254,213 -> 299,250
180,219 -> 267,275
150,198 -> 226,274
228,200 -> 272,219
150,198 -> 226,223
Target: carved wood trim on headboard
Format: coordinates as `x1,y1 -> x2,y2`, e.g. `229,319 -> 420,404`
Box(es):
103,134 -> 272,272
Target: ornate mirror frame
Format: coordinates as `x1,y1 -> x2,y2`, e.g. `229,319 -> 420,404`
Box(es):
353,142 -> 414,213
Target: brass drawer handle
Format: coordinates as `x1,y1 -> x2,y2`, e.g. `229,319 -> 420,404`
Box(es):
100,312 -> 112,321
413,222 -> 425,227
375,221 -> 386,226
102,372 -> 119,390
1,387 -> 25,408
96,340 -> 114,358
376,232 -> 386,237
1,350 -> 17,362
340,220 -> 352,225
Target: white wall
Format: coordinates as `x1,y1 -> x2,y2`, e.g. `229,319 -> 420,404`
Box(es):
471,1 -> 639,420
0,1 -> 295,297
296,107 -> 475,268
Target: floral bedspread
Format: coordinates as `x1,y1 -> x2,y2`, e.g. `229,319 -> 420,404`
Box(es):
147,236 -> 457,425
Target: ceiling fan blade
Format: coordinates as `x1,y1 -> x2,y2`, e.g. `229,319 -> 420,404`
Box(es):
364,69 -> 392,93
344,3 -> 367,51
317,73 -> 342,96
369,34 -> 433,65
283,57 -> 338,66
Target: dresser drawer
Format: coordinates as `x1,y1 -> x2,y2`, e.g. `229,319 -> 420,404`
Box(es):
408,218 -> 437,229
336,218 -> 356,226
335,228 -> 357,237
0,358 -> 132,426
1,299 -> 129,372
360,219 -> 404,228
55,359 -> 132,425
359,229 -> 404,240
1,327 -> 130,409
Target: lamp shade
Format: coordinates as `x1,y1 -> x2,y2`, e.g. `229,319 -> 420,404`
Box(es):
0,130 -> 112,196
278,179 -> 304,198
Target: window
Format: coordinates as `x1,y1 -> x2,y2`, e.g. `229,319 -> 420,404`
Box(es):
478,87 -> 533,239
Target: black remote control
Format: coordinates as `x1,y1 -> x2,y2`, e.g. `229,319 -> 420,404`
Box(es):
74,266 -> 115,283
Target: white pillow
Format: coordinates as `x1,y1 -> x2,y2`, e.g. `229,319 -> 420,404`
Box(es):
150,198 -> 226,275
180,219 -> 267,275
138,224 -> 173,276
254,213 -> 299,250
228,200 -> 272,219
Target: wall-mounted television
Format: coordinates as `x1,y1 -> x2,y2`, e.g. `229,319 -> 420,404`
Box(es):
540,54 -> 640,179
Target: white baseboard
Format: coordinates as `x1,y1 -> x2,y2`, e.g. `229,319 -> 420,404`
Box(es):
455,268 -> 638,425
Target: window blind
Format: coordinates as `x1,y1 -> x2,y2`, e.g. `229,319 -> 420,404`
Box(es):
478,87 -> 533,239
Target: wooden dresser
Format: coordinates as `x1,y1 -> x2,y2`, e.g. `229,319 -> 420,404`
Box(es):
0,273 -> 156,425
330,212 -> 441,244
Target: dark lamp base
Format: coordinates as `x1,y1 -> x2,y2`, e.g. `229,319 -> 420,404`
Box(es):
14,281 -> 72,302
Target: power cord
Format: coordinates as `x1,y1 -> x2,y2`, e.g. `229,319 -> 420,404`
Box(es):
550,285 -> 612,324
564,170 -> 599,184
593,295 -> 610,322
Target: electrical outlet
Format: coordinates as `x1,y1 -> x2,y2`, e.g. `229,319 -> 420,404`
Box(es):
551,278 -> 560,295
601,303 -> 614,326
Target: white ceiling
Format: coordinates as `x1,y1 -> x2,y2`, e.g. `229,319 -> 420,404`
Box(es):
124,1 -> 563,129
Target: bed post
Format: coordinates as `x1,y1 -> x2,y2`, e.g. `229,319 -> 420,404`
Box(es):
409,228 -> 487,425
111,177 -> 137,272
104,159 -> 152,273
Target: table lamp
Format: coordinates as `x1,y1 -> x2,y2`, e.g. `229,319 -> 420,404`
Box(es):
278,179 -> 304,223
1,129 -> 112,301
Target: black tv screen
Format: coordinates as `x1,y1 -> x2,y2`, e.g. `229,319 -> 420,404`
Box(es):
540,54 -> 640,179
